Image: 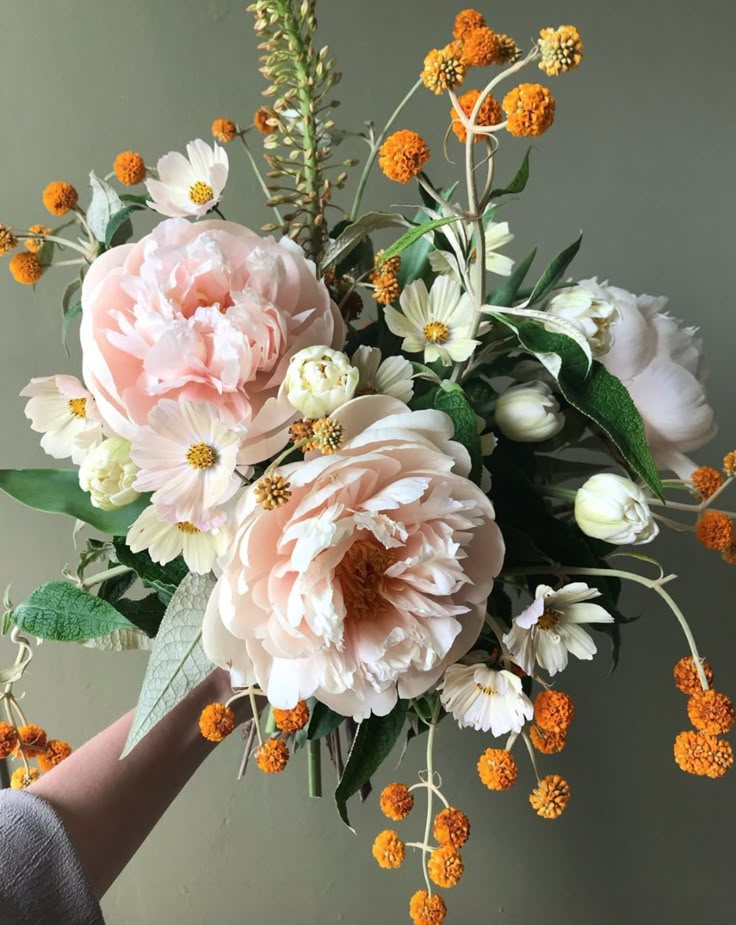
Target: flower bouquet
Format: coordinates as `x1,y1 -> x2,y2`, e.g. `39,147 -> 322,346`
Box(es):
1,4 -> 734,921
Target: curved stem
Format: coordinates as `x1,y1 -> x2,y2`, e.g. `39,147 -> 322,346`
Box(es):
420,699 -> 441,894
81,564 -> 133,591
521,731 -> 541,785
238,133 -> 283,224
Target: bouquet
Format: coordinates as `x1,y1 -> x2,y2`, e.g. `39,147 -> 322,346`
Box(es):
1,4 -> 734,921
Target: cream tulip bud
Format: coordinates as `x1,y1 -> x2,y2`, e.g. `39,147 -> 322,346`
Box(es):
574,473 -> 659,545
546,287 -> 620,357
282,345 -> 359,419
78,436 -> 140,510
495,380 -> 564,442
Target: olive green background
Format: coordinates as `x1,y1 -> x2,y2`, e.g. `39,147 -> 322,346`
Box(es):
1,1 -> 735,922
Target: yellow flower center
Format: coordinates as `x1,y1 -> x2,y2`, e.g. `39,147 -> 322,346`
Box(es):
475,681 -> 496,696
336,537 -> 396,622
538,608 -> 561,631
186,442 -> 218,470
176,521 -> 201,534
189,180 -> 214,205
67,397 -> 87,419
423,321 -> 450,344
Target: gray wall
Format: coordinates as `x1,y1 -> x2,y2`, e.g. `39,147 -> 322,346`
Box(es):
1,1 -> 735,922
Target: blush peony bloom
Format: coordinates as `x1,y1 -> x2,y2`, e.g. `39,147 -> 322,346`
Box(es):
203,395 -> 505,719
80,219 -> 344,464
578,278 -> 716,478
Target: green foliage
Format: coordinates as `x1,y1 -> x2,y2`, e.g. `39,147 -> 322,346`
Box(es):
434,382 -> 482,483
380,216 -> 458,263
62,300 -> 82,352
105,204 -> 145,248
335,699 -> 408,829
12,581 -> 137,642
0,469 -> 150,535
307,701 -> 344,740
320,212 -> 406,272
112,538 -> 188,604
489,247 -> 536,307
527,234 -> 582,306
114,594 -> 167,638
489,147 -> 532,199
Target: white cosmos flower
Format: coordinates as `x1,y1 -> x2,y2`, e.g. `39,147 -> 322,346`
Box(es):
351,346 -> 414,404
546,286 -> 620,357
503,582 -> 614,676
429,220 -> 515,283
130,399 -> 241,524
440,663 -> 533,735
21,375 -> 104,465
126,504 -> 229,575
146,139 -> 229,218
384,276 -> 478,366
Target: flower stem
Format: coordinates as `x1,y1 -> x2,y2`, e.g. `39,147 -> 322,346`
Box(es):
238,133 -> 283,224
307,739 -> 322,798
81,564 -> 133,591
420,699 -> 441,895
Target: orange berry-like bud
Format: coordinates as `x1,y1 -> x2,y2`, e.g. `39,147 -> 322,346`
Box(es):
212,118 -> 238,143
453,9 -> 485,40
253,108 -> 273,134
0,721 -> 19,759
687,690 -> 735,736
371,829 -> 405,869
255,737 -> 289,773
380,782 -> 415,821
696,510 -> 734,551
427,845 -> 464,888
409,889 -> 447,925
378,130 -> 430,183
477,747 -> 518,791
674,730 -> 734,778
113,151 -> 146,186
461,26 -> 500,68
272,700 -> 310,734
529,774 -> 571,819
673,656 -> 714,695
534,689 -> 575,734
198,703 -> 236,742
502,83 -> 556,138
10,767 -> 41,790
433,806 -> 470,849
37,739 -> 72,772
691,466 -> 724,500
9,251 -> 44,285
529,724 -> 567,755
25,224 -> 50,254
42,181 -> 78,216
12,723 -> 48,758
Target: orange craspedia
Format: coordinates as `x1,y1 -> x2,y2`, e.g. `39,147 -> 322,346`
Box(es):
461,26 -> 500,68
255,737 -> 289,774
538,25 -> 584,76
723,451 -> 736,477
674,730 -> 733,778
0,721 -> 19,759
409,890 -> 447,925
0,223 -> 18,255
380,782 -> 415,821
503,83 -> 556,138
696,510 -> 734,551
37,739 -> 72,772
42,181 -> 78,216
428,845 -> 464,888
211,118 -> 238,143
450,89 -> 503,143
9,251 -> 44,285
691,466 -> 724,500
674,656 -> 714,695
113,151 -> 146,186
433,806 -> 470,849
421,44 -> 466,95
272,700 -> 310,734
25,224 -> 50,254
453,9 -> 486,40
534,689 -> 575,734
371,829 -> 405,869
529,724 -> 567,755
477,748 -> 518,791
529,774 -> 571,819
10,766 -> 41,790
687,690 -> 735,736
12,724 -> 48,758
378,130 -> 430,184
253,107 -> 273,134
198,702 -> 236,742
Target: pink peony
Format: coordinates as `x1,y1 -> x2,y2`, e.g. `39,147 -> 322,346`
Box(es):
80,218 -> 344,464
202,395 -> 505,720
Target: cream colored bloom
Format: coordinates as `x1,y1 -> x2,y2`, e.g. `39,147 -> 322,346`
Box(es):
574,473 -> 659,545
126,504 -> 229,575
440,663 -> 533,735
546,286 -> 620,356
145,140 -> 229,218
494,380 -> 564,442
282,345 -> 359,419
21,375 -> 104,465
78,437 -> 140,511
351,346 -> 414,404
429,220 -> 515,282
384,276 -> 478,366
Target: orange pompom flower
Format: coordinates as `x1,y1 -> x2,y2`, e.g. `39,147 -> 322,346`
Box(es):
212,118 -> 238,143
674,656 -> 714,695
450,89 -> 503,142
421,44 -> 466,95
371,829 -> 405,869
9,251 -> 44,285
687,690 -> 735,736
0,223 -> 18,255
199,703 -> 236,742
529,774 -> 571,819
10,767 -> 41,790
453,9 -> 485,40
503,83 -> 556,137
428,845 -> 464,888
696,510 -> 734,551
529,724 -> 567,755
477,748 -> 518,791
461,27 -> 500,68
253,107 -> 273,134
723,451 -> 736,477
433,807 -> 470,849
272,700 -> 310,734
0,721 -> 19,759
691,466 -> 724,500
379,130 -> 430,183
380,782 -> 415,821
674,730 -> 734,778
42,181 -> 78,216
12,724 -> 48,758
496,34 -> 523,66
255,737 -> 289,773
25,224 -> 50,254
534,689 -> 575,734
113,151 -> 146,186
409,890 -> 447,925
37,739 -> 72,772
538,25 -> 584,76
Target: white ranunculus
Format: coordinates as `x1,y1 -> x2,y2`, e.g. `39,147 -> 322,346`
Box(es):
574,473 -> 659,545
282,345 -> 359,419
546,286 -> 620,356
578,277 -> 716,478
79,437 -> 140,511
494,380 -> 564,442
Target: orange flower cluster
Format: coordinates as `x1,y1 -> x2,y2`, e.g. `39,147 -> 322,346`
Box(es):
12,723 -> 48,758
691,466 -> 724,500
672,657 -> 734,778
674,730 -> 733,779
538,25 -> 584,76
696,510 -> 733,551
273,700 -> 310,734
255,473 -> 292,509
370,250 -> 402,304
10,767 -> 41,790
674,656 -> 714,695
724,451 -> 736,478
433,807 -> 470,850
198,702 -> 236,742
477,747 -> 517,790
378,130 -> 430,184
9,251 -> 44,285
42,181 -> 78,216
37,739 -> 73,772
409,889 -> 447,925
0,223 -> 18,255
427,845 -> 464,888
2,715 -> 71,788
380,782 -> 415,821
211,117 -> 238,143
372,829 -> 405,869
450,89 -> 503,143
502,83 -> 556,137
421,44 -> 467,95
113,151 -> 146,186
25,224 -> 50,254
534,689 -> 575,734
529,774 -> 571,819
253,107 -> 273,134
256,737 -> 289,773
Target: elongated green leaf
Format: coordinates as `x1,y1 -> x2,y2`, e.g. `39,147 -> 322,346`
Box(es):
320,212 -> 408,271
307,702 -> 344,740
121,572 -> 215,757
527,234 -> 582,306
500,318 -> 590,383
335,700 -> 408,829
119,193 -> 150,205
380,216 -> 458,263
114,593 -> 167,637
0,469 -> 150,535
13,581 -> 137,641
62,300 -> 82,351
434,382 -> 482,483
489,247 -> 536,307
87,171 -> 124,243
112,538 -> 188,604
105,204 -> 144,248
490,147 -> 532,199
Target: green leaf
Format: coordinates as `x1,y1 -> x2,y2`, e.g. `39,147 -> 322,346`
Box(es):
61,300 -> 82,352
463,376 -> 496,418
307,702 -> 344,740
112,538 -> 188,604
505,319 -> 590,383
0,469 -> 150,535
320,212 -> 408,271
114,594 -> 167,637
121,572 -> 215,758
119,193 -> 150,205
81,626 -> 152,651
13,581 -> 137,641
380,216 -> 458,263
87,171 -> 124,243
96,566 -> 137,603
434,382 -> 482,484
489,247 -> 536,307
105,204 -> 144,248
490,147 -> 532,199
527,234 -> 582,306
334,700 -> 408,829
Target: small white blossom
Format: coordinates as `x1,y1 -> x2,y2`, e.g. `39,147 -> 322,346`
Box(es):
146,139 -> 229,218
127,504 -> 229,575
351,346 -> 414,404
78,437 -> 140,511
546,286 -> 620,357
282,345 -> 359,419
440,663 -> 533,735
574,473 -> 659,545
429,220 -> 515,283
494,380 -> 564,442
21,375 -> 104,465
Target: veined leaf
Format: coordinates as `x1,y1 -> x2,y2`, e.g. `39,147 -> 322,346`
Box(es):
380,216 -> 458,263
527,233 -> 582,306
490,147 -> 532,199
121,573 -> 216,758
320,212 -> 408,271
114,593 -> 167,638
105,205 -> 143,248
112,538 -> 188,604
13,581 -> 137,641
307,702 -> 344,740
492,315 -> 591,381
87,171 -> 124,243
81,626 -> 152,651
434,382 -> 482,484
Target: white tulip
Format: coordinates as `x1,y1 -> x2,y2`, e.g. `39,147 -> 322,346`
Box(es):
494,380 -> 564,442
546,286 -> 620,356
282,345 -> 359,419
574,473 -> 659,545
79,437 -> 140,511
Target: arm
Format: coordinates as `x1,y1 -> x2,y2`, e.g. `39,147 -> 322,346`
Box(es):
29,669 -> 247,900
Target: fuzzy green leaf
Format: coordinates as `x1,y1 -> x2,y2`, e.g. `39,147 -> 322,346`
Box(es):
434,382 -> 482,483
112,538 -> 188,604
13,581 -> 137,641
105,204 -> 144,248
320,212 -> 408,271
527,234 -> 582,306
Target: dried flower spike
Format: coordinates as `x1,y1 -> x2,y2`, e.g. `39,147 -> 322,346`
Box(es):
503,83 -> 556,137
477,748 -> 518,790
696,510 -> 734,551
255,737 -> 289,773
538,25 -> 583,76
199,702 -> 236,742
674,656 -> 714,694
9,251 -> 44,285
255,474 -> 292,510
211,118 -> 238,143
378,130 -> 430,184
433,806 -> 470,849
380,782 -> 414,821
529,774 -> 571,819
42,181 -> 78,216
272,701 -> 310,734
113,151 -> 146,186
409,890 -> 447,925
371,829 -> 405,869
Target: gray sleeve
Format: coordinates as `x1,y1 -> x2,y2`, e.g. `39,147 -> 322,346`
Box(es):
0,789 -> 104,925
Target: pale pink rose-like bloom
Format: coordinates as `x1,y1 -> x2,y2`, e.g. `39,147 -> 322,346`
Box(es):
202,395 -> 505,719
21,375 -> 104,465
579,278 -> 716,479
80,219 -> 344,464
